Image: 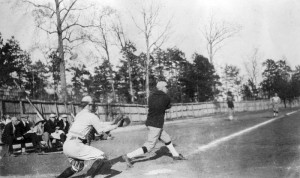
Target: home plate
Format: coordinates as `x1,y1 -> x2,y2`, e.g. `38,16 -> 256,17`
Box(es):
144,169 -> 175,175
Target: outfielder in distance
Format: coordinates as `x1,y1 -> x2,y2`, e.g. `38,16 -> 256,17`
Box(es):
57,95 -> 125,178
270,93 -> 281,117
122,81 -> 186,168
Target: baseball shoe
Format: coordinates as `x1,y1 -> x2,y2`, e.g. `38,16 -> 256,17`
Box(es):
122,155 -> 133,168
173,154 -> 187,160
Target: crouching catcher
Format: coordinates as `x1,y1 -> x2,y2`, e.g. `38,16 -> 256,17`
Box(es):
57,96 -> 125,178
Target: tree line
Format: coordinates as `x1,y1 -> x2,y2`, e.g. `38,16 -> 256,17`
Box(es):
1,33 -> 300,105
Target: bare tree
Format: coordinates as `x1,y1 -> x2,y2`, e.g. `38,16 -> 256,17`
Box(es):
84,6 -> 118,100
244,48 -> 262,87
202,14 -> 241,64
15,0 -> 94,102
111,16 -> 135,103
86,7 -> 117,63
131,0 -> 172,102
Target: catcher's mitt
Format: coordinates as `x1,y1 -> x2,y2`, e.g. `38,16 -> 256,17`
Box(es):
117,116 -> 131,127
111,115 -> 122,125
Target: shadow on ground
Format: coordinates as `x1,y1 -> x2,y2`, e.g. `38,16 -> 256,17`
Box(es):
72,146 -> 172,178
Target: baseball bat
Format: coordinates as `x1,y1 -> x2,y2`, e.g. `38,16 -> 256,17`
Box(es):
13,80 -> 45,121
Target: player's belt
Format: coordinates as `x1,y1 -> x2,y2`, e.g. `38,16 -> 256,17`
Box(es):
69,136 -> 87,144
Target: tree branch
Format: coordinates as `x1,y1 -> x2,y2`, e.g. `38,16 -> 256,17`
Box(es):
22,0 -> 55,13
61,0 -> 78,24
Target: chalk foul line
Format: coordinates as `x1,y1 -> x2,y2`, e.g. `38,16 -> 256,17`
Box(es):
187,110 -> 299,156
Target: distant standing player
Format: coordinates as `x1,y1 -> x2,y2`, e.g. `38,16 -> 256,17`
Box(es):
227,95 -> 234,120
57,96 -> 123,178
270,93 -> 281,117
122,81 -> 186,168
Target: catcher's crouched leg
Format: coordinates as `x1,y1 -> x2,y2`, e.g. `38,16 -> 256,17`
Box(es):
86,158 -> 107,177
56,159 -> 84,178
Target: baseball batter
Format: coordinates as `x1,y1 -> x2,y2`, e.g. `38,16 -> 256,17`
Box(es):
57,96 -> 122,178
122,81 -> 186,168
270,93 -> 281,117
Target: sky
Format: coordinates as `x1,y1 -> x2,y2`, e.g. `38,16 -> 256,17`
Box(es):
1,0 -> 300,77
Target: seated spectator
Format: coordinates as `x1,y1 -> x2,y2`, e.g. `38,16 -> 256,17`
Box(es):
18,115 -> 41,153
56,114 -> 70,142
1,117 -> 21,156
44,114 -> 57,150
51,126 -> 65,147
44,113 -> 65,150
32,118 -> 49,151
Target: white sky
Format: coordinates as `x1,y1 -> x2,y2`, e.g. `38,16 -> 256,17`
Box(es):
1,0 -> 300,76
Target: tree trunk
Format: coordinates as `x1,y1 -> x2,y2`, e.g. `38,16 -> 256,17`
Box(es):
146,38 -> 150,104
128,64 -> 134,103
209,43 -> 213,64
55,0 -> 68,102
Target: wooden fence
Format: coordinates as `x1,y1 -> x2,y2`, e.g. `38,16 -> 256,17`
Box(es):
1,98 -> 300,124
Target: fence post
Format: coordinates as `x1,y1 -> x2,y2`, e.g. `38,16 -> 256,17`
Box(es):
19,100 -> 24,116
55,102 -> 59,117
0,100 -> 3,117
71,102 -> 76,115
64,102 -> 68,115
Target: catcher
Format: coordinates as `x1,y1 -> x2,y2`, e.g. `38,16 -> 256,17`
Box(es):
57,96 -> 128,178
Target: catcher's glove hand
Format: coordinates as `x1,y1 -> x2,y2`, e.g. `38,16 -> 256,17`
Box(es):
117,116 -> 131,127
111,115 -> 123,125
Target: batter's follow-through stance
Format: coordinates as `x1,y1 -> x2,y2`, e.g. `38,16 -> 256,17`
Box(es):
57,96 -> 124,178
122,81 -> 186,168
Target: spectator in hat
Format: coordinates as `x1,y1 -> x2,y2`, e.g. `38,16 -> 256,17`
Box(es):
46,114 -> 64,148
17,115 -> 41,153
32,118 -> 49,151
57,114 -> 70,143
1,117 -> 20,157
43,114 -> 58,150
57,114 -> 70,134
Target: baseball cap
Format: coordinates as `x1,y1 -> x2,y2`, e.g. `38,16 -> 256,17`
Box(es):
20,114 -> 28,119
61,114 -> 68,118
49,114 -> 57,118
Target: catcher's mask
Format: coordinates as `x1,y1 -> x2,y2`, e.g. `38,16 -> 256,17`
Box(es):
81,96 -> 97,113
90,101 -> 97,113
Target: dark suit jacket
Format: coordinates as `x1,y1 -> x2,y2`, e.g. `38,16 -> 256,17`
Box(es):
1,122 -> 14,144
18,121 -> 31,135
44,120 -> 57,134
57,120 -> 70,134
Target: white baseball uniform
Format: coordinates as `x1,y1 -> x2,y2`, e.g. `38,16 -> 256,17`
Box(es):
63,108 -> 117,161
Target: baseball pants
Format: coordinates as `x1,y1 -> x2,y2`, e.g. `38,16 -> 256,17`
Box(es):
143,126 -> 172,151
63,138 -> 105,161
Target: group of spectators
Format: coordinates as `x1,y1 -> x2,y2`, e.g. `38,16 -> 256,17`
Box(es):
0,113 -> 70,157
